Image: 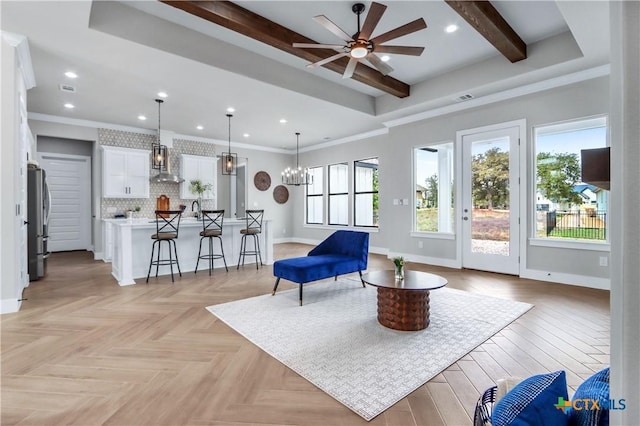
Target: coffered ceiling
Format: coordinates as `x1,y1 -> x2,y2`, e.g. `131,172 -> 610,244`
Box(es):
1,1 -> 610,150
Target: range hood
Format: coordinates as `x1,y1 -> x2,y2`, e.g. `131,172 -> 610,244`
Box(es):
150,147 -> 184,184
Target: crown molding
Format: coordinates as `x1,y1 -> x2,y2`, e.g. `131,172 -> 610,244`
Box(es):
28,113 -> 290,154
383,65 -> 611,128
2,31 -> 36,89
298,128 -> 389,153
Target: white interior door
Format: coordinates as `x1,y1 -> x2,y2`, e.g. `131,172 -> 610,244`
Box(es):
38,153 -> 91,252
460,124 -> 521,275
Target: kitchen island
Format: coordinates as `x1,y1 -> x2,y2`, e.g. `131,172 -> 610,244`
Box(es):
103,217 -> 273,285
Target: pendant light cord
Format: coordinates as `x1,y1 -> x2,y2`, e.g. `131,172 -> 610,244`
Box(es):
296,132 -> 300,168
156,99 -> 163,143
227,113 -> 233,152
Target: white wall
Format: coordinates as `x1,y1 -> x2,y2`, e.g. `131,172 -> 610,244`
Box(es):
293,77 -> 611,285
609,1 -> 640,421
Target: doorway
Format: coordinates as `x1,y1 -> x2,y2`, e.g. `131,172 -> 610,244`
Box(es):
37,153 -> 92,252
458,121 -> 524,275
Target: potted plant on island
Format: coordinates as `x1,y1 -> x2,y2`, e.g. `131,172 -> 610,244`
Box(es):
189,179 -> 212,219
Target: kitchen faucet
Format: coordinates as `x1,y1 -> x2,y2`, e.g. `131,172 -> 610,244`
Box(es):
191,200 -> 201,219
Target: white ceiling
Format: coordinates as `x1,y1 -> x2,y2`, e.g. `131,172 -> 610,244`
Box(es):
1,1 -> 610,151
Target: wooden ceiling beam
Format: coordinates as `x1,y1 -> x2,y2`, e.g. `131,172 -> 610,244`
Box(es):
445,0 -> 526,63
161,1 -> 411,98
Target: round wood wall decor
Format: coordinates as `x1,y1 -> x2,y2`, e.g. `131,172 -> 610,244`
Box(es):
254,171 -> 271,191
273,185 -> 289,204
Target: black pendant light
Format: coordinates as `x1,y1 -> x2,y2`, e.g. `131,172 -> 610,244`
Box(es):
222,113 -> 237,175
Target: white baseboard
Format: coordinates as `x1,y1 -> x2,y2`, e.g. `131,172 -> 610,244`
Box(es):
94,251 -> 104,261
1,298 -> 22,314
285,238 -> 387,256
273,238 -> 295,244
387,252 -> 461,269
521,268 -> 610,290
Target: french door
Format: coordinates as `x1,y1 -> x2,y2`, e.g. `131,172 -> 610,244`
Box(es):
459,122 -> 522,275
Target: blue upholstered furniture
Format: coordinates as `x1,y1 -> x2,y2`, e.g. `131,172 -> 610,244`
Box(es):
272,230 -> 369,305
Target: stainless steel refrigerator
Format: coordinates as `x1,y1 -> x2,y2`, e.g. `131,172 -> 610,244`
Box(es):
27,164 -> 51,280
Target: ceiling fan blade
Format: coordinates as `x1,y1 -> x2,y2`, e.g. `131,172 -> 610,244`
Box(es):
374,45 -> 425,56
370,18 -> 427,45
342,57 -> 358,79
359,2 -> 387,41
313,15 -> 353,42
365,53 -> 394,76
307,52 -> 348,69
293,43 -> 346,50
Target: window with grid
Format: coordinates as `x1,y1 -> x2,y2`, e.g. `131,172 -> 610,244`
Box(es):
354,158 -> 379,227
328,163 -> 349,226
305,166 -> 324,225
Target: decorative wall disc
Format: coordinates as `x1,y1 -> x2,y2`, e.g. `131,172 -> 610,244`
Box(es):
273,185 -> 289,204
254,171 -> 271,191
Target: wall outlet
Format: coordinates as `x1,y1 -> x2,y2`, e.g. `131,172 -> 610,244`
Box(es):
282,228 -> 286,234
107,207 -> 116,213
418,240 -> 423,248
599,256 -> 608,267
393,199 -> 399,206
402,199 -> 409,206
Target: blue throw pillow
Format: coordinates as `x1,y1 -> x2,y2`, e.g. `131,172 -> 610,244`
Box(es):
492,370 -> 568,426
568,367 -> 610,426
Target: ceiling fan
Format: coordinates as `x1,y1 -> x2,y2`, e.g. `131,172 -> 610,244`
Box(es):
293,2 -> 427,79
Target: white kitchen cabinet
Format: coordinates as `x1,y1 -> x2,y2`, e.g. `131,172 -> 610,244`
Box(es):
180,154 -> 216,200
102,146 -> 150,198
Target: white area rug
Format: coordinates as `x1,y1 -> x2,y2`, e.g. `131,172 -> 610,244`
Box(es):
207,279 -> 533,421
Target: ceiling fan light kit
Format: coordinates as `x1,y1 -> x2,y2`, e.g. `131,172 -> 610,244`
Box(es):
293,2 -> 427,79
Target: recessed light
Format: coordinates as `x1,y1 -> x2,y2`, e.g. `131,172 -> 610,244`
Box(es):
323,136 -> 332,140
380,55 -> 390,62
445,24 -> 458,33
196,125 -> 204,130
64,103 -> 74,109
280,119 -> 287,124
64,71 -> 78,79
243,133 -> 250,138
157,92 -> 168,98
138,115 -> 147,120
226,107 -> 235,113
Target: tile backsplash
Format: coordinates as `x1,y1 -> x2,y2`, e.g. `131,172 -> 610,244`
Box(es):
99,128 -> 216,219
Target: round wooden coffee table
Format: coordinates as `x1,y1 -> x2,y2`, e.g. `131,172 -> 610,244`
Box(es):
361,270 -> 448,331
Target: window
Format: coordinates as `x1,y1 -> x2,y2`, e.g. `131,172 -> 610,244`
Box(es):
414,143 -> 454,233
328,163 -> 349,225
305,167 -> 324,224
534,116 -> 608,241
354,158 -> 379,227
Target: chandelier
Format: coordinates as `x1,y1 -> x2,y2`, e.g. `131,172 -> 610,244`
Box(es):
222,113 -> 237,175
282,132 -> 313,186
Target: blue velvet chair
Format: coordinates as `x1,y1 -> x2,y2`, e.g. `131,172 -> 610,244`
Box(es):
272,230 -> 369,305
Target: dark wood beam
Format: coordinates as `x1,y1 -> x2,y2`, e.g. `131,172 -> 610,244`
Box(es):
445,0 -> 526,63
161,1 -> 411,98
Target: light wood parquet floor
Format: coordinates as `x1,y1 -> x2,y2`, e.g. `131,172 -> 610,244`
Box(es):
1,244 -> 610,425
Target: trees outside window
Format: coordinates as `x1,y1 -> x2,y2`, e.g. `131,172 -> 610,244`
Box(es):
534,116 -> 608,241
414,143 -> 454,233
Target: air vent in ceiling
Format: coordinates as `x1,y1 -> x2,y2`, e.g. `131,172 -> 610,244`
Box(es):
454,94 -> 474,102
58,84 -> 76,93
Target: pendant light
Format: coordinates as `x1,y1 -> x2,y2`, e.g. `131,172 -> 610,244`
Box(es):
222,113 -> 237,175
282,132 -> 313,186
150,98 -> 183,183
151,99 -> 166,170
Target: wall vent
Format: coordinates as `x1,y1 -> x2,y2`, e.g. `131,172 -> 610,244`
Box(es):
58,84 -> 76,93
454,94 -> 474,102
